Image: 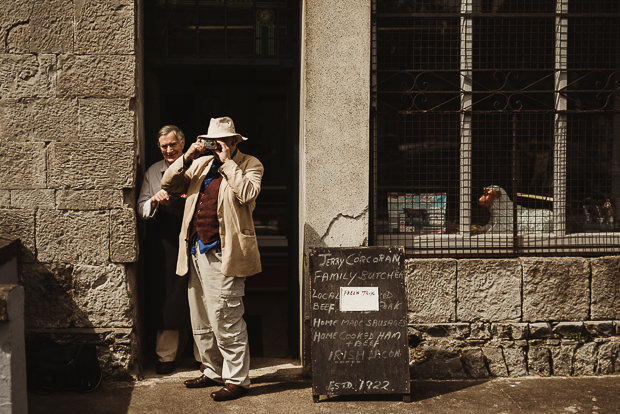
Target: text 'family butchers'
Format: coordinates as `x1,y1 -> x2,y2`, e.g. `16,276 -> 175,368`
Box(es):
313,270 -> 405,285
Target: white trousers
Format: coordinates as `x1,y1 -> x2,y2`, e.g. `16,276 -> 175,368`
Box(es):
155,330 -> 201,363
155,330 -> 179,362
189,248 -> 250,387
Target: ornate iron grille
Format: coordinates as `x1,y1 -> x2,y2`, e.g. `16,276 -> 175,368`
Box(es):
371,0 -> 620,256
146,0 -> 295,63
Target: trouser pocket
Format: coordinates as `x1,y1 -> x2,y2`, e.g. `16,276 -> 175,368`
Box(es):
215,295 -> 246,346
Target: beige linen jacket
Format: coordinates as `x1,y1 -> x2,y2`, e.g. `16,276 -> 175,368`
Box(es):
161,150 -> 263,277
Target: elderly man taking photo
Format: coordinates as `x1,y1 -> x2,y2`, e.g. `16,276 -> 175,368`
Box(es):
161,116 -> 263,401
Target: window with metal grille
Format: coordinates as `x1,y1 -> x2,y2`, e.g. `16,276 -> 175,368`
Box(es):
371,0 -> 620,256
146,0 -> 295,63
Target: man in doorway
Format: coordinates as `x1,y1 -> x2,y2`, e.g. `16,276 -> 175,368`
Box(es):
161,116 -> 263,401
137,125 -> 194,374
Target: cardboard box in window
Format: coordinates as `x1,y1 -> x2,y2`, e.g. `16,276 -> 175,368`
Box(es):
388,192 -> 447,234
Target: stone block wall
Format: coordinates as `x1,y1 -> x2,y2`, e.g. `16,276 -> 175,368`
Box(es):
406,257 -> 620,378
0,0 -> 138,378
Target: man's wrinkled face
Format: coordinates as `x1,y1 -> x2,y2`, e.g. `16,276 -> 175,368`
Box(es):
159,131 -> 184,164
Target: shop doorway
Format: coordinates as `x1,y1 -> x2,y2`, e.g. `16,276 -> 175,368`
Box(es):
142,1 -> 299,364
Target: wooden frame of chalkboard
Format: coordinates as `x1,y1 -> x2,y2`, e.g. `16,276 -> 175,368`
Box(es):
309,247 -> 411,402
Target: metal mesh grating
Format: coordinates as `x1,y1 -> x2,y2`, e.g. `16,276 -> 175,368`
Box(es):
146,0 -> 295,62
371,0 -> 620,256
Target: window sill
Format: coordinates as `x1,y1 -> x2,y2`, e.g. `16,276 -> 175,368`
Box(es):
375,232 -> 620,255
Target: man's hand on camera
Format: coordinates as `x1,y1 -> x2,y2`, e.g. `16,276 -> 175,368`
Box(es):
184,139 -> 207,163
215,139 -> 232,163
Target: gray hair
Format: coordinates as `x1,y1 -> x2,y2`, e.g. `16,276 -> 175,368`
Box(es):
157,125 -> 185,145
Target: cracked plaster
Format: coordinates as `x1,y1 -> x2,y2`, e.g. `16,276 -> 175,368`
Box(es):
320,207 -> 368,247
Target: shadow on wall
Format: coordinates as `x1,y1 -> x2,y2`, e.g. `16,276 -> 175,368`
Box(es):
21,261 -> 93,330
407,330 -> 484,380
18,242 -> 135,411
20,258 -> 135,375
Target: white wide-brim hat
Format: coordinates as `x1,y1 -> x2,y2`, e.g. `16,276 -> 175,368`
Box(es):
198,117 -> 248,142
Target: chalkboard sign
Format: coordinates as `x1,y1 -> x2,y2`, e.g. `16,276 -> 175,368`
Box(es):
309,247 -> 410,402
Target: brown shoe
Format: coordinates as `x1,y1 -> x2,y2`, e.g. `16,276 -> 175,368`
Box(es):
210,383 -> 249,401
155,361 -> 175,375
183,374 -> 220,389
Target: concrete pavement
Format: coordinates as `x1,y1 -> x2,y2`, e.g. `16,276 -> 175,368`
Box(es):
28,358 -> 620,414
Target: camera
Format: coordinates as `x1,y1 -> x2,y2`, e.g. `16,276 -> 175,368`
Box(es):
198,136 -> 218,150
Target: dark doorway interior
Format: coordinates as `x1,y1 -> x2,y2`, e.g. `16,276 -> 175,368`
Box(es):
142,1 -> 299,364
